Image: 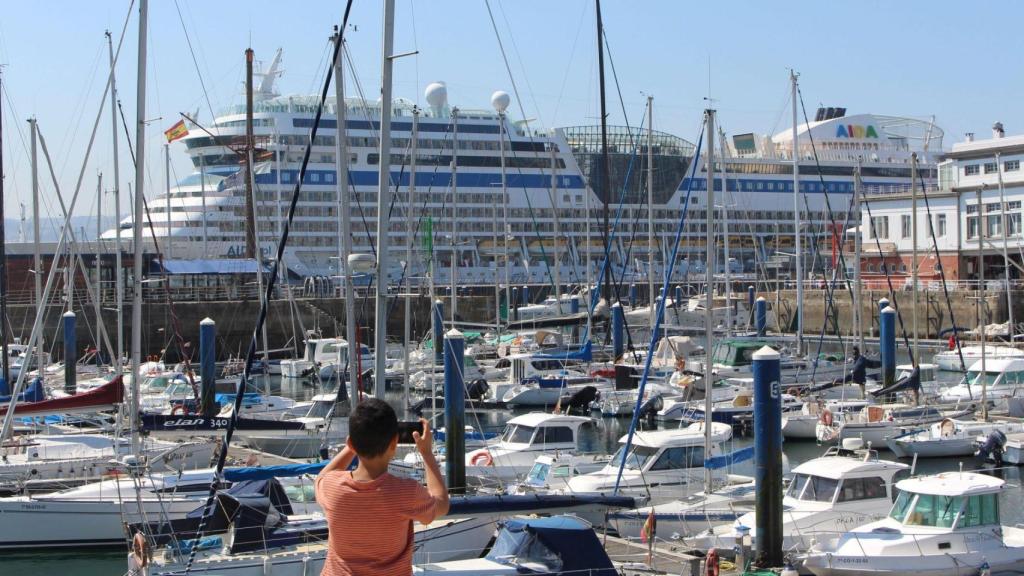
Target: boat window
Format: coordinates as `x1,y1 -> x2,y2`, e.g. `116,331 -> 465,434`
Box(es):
501,424 -> 535,444
786,474 -> 810,498
552,465 -> 572,478
531,360 -> 567,371
610,444 -> 659,470
526,462 -> 549,486
487,528 -> 562,572
891,470 -> 911,500
967,371 -> 1000,389
536,426 -> 574,445
890,490 -> 913,521
837,477 -> 888,502
904,494 -> 962,527
284,483 -> 317,504
495,358 -> 511,369
959,493 -> 999,527
790,474 -> 838,502
649,446 -> 706,471
305,401 -> 333,419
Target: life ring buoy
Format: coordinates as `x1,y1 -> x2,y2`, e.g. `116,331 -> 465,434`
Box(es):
705,548 -> 720,576
471,452 -> 493,466
170,404 -> 188,416
820,409 -> 834,427
131,532 -> 149,568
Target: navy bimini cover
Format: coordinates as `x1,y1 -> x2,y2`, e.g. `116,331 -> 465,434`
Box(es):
486,516 -> 615,576
0,377 -> 44,403
871,365 -> 922,398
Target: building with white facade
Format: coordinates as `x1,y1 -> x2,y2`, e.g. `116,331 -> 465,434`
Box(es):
859,122 -> 1024,287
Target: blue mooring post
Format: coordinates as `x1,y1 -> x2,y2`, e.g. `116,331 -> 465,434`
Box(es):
570,295 -> 580,314
63,311 -> 76,394
748,285 -> 755,311
675,286 -> 684,307
432,300 -> 445,365
521,285 -> 529,305
878,297 -> 890,312
511,288 -> 519,321
629,284 -> 637,307
752,345 -> 783,567
659,287 -> 665,305
199,317 -> 217,417
880,305 -> 897,388
756,296 -> 767,337
443,328 -> 466,495
611,303 -> 624,359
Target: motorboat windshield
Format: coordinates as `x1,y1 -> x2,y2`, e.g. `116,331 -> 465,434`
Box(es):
889,490 -> 999,528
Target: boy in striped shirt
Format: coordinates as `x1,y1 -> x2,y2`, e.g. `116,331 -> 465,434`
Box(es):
315,398 -> 449,575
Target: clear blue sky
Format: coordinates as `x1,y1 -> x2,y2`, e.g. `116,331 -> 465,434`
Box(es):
1,0 -> 1020,231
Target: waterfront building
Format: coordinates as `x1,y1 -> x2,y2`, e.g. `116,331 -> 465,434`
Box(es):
858,122 -> 1024,287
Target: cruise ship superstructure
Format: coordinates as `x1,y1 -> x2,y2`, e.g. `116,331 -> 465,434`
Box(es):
104,53 -> 944,290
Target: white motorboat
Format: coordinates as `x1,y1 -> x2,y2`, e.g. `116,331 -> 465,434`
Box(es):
397,412 -> 597,488
237,394 -> 349,458
279,335 -> 372,380
564,421 -> 734,504
886,418 -> 1024,458
687,440 -> 909,556
932,344 -> 1024,372
669,389 -> 804,426
802,471 -> 1024,576
938,358 -> 1024,408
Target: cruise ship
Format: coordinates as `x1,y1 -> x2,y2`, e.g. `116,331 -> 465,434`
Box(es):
104,51 -> 944,291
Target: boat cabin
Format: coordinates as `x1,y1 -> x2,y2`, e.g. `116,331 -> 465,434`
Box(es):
785,452 -> 909,505
493,412 -> 590,451
888,472 -> 1004,529
940,358 -> 1024,402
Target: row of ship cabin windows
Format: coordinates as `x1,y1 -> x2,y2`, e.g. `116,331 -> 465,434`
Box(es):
964,160 -> 1021,176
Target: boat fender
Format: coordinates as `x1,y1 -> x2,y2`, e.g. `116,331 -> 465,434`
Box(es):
131,532 -> 149,569
820,409 -> 833,427
705,548 -> 720,576
786,386 -> 800,398
471,451 -> 493,466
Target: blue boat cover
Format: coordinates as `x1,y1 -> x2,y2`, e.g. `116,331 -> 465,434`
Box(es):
448,493 -> 636,515
704,446 -> 755,470
0,378 -> 44,403
215,392 -> 263,405
533,340 -> 592,362
224,461 -> 327,481
487,516 -> 616,576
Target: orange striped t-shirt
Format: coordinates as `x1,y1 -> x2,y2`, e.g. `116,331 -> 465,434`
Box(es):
315,470 -> 437,576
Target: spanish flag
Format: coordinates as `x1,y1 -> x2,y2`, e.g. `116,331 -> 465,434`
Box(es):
640,508 -> 656,543
164,119 -> 188,143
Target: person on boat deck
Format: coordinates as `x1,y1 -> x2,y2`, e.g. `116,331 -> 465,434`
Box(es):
315,398 -> 449,576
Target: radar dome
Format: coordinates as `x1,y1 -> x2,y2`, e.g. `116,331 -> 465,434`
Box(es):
491,90 -> 511,113
425,82 -> 448,109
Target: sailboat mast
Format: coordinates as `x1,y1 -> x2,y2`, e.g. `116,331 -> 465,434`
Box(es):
0,70 -> 8,386
165,144 -> 171,259
373,0 -> 396,398
450,107 -> 458,322
96,173 -> 103,353
911,153 -> 919,361
647,97 -> 655,330
977,187 -> 987,421
244,49 -> 257,260
106,31 -> 123,369
551,145 -> 561,312
997,152 -> 1014,342
403,107 -> 418,414
596,0 -> 611,304
791,70 -> 803,354
130,0 -> 149,453
332,31 -> 356,405
854,161 -> 864,353
704,108 -> 716,492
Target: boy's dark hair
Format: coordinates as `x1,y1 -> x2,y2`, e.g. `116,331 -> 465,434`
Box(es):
348,398 -> 398,457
